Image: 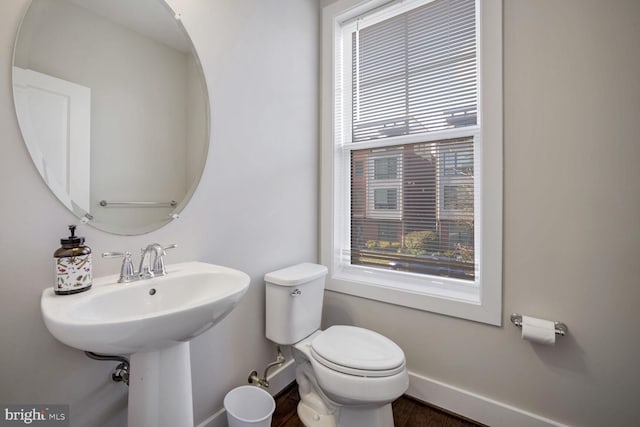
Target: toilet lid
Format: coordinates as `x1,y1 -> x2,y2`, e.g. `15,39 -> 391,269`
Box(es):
310,326 -> 405,377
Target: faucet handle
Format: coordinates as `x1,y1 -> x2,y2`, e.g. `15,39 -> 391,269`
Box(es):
102,251 -> 136,283
151,244 -> 177,276
102,251 -> 125,258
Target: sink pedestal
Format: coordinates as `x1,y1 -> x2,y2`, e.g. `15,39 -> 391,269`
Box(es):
128,342 -> 193,427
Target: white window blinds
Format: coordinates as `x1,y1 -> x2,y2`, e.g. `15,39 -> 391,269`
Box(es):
351,0 -> 477,142
343,0 -> 478,281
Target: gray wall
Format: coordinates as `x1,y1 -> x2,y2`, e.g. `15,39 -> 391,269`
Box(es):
322,0 -> 640,426
0,0 -> 318,426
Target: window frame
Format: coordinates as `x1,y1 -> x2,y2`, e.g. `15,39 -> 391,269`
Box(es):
320,0 -> 503,325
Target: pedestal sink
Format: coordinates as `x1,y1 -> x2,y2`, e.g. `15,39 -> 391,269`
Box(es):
41,261 -> 250,427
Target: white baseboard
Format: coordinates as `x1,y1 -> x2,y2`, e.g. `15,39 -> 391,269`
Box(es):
406,371 -> 567,427
196,359 -> 296,427
196,407 -> 226,427
197,364 -> 566,427
263,358 -> 297,393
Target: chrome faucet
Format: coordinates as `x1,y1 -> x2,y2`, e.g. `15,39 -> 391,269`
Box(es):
103,244 -> 176,283
138,243 -> 161,279
138,243 -> 177,278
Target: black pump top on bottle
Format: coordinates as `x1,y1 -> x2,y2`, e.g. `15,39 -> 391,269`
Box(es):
60,224 -> 85,247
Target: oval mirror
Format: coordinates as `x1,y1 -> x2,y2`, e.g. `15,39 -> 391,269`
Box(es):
12,0 -> 209,235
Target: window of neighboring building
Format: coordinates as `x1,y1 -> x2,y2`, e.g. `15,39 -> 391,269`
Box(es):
444,151 -> 474,176
443,185 -> 473,211
374,189 -> 398,210
321,0 -> 503,325
353,160 -> 364,177
366,152 -> 403,219
374,157 -> 398,180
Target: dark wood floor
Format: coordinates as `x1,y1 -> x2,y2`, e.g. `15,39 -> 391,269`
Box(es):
272,383 -> 485,427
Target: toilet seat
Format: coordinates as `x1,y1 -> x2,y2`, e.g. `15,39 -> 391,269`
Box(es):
310,326 -> 405,377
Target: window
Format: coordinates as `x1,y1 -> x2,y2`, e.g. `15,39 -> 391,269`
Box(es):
373,158 -> 398,180
443,185 -> 473,211
365,152 -> 403,218
444,151 -> 474,176
374,189 -> 398,210
353,160 -> 364,177
321,0 -> 502,324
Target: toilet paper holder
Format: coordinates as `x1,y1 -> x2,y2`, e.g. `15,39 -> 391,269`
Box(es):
510,313 -> 568,336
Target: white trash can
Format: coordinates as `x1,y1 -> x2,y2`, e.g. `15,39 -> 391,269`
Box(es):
224,385 -> 275,427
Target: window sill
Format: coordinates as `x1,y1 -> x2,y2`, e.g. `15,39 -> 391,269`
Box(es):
325,265 -> 501,326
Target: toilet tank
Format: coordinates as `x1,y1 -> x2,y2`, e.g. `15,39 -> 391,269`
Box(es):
265,263 -> 328,345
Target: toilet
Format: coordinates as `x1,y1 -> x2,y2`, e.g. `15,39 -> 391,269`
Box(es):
265,263 -> 409,427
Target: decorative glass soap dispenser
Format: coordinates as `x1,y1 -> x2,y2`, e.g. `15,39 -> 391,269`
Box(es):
54,225 -> 92,295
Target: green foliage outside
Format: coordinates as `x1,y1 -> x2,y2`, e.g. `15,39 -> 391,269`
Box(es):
403,230 -> 437,254
366,240 -> 401,250
364,227 -> 474,263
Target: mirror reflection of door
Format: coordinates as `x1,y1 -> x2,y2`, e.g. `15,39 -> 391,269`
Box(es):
13,67 -> 91,214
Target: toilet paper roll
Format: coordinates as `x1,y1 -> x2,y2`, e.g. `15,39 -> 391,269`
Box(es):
521,316 -> 556,345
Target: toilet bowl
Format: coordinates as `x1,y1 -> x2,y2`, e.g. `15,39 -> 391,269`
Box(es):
265,263 -> 409,427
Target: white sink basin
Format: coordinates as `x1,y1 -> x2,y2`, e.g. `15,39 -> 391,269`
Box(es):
41,261 -> 250,354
